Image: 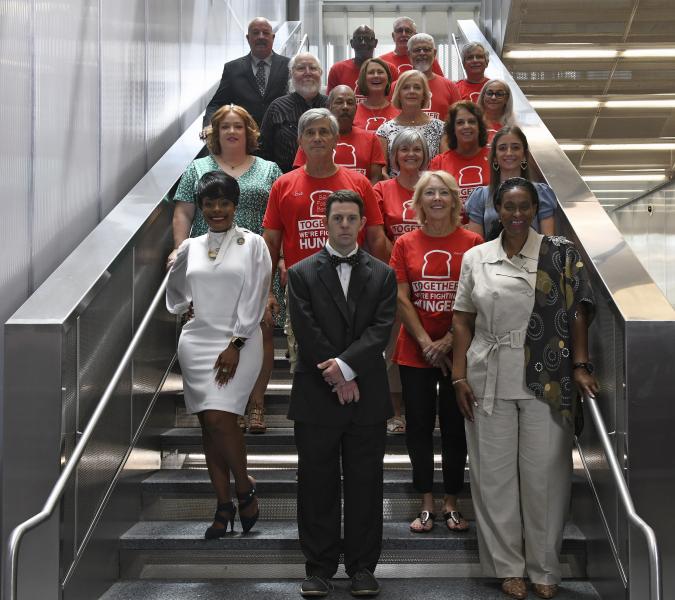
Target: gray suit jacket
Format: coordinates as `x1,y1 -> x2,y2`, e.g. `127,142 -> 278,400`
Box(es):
287,248 -> 397,426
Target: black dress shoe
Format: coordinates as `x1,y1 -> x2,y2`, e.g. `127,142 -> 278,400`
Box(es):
350,569 -> 380,597
301,575 -> 333,597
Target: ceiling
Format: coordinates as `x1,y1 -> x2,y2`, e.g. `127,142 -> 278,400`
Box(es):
500,0 -> 675,209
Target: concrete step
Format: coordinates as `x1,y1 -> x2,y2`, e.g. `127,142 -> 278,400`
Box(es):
117,520 -> 587,580
100,578 -> 600,599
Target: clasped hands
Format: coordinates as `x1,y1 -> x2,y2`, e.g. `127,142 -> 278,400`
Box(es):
317,358 -> 360,405
420,332 -> 453,375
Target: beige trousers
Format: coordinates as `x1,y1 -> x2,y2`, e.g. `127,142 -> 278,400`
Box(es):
465,396 -> 573,585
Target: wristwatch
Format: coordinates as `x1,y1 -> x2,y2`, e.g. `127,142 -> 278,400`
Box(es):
231,337 -> 246,350
573,362 -> 594,374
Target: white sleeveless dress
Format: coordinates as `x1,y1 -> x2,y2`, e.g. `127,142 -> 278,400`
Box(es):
166,226 -> 272,415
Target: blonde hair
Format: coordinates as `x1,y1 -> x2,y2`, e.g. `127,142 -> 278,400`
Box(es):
207,104 -> 260,154
391,70 -> 430,110
412,170 -> 461,226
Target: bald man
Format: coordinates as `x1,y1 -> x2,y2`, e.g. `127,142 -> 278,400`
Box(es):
327,25 -> 397,101
202,18 -> 290,135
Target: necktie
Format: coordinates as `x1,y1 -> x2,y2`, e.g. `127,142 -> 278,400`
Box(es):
329,254 -> 359,268
255,61 -> 266,96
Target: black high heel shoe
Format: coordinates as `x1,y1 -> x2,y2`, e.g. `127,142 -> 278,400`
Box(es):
204,501 -> 236,539
237,478 -> 259,534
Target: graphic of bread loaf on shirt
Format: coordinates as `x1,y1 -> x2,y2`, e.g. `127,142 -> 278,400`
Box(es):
309,190 -> 333,218
402,199 -> 417,223
398,63 -> 413,74
333,143 -> 357,168
366,116 -> 387,130
421,250 -> 452,279
458,165 -> 484,192
469,91 -> 481,103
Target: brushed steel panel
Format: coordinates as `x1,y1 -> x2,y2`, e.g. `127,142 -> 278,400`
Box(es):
179,0 -> 211,129
100,0 -> 147,218
146,0 -> 181,168
32,0 -> 100,289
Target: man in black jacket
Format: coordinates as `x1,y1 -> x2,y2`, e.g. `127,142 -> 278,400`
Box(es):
287,190 -> 397,597
201,17 -> 290,136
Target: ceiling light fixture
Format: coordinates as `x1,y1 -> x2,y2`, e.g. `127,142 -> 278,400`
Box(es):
582,174 -> 666,182
588,143 -> 675,151
605,99 -> 675,108
530,100 -> 600,109
505,49 -> 618,59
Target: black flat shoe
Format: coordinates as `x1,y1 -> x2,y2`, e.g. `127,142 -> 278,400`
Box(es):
351,569 -> 380,597
301,575 -> 333,597
204,501 -> 236,539
237,477 -> 259,534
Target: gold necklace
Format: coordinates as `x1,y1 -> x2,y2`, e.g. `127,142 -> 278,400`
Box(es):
219,155 -> 250,170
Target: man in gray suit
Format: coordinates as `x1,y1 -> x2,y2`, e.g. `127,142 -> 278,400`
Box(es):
201,17 -> 290,136
287,190 -> 397,597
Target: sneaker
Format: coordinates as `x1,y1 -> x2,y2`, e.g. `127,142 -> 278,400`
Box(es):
300,575 -> 333,597
350,569 -> 380,597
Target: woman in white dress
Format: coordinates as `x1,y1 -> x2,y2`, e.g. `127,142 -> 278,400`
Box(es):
167,171 -> 272,538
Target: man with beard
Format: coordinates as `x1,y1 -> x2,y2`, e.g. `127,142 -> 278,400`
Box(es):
201,18 -> 290,135
326,26 -> 396,101
293,85 -> 386,185
401,33 -> 461,122
259,53 -> 328,173
456,42 -> 490,103
378,16 -> 444,77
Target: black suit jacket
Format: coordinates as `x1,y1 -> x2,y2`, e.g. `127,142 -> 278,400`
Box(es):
287,248 -> 397,426
203,52 -> 290,128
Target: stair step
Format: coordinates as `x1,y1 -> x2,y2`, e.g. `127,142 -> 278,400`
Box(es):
101,578 -> 599,599
161,427 -> 417,453
117,521 -> 586,580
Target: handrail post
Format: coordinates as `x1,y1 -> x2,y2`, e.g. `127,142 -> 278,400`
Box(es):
584,393 -> 662,600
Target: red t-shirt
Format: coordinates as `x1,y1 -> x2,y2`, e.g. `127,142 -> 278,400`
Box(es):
390,75 -> 461,121
390,228 -> 483,368
373,178 -> 420,241
486,120 -> 503,145
326,58 -> 398,101
353,103 -> 400,132
293,127 -> 386,176
378,51 -> 444,77
455,78 -> 489,103
262,166 -> 384,268
429,147 -> 490,223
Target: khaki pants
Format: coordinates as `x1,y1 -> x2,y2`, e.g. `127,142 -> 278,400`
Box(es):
465,396 -> 573,585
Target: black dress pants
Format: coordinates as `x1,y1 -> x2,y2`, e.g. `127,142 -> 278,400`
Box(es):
399,365 -> 466,495
294,420 -> 387,578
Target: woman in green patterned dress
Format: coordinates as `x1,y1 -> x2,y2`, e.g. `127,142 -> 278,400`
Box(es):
169,104 -> 282,433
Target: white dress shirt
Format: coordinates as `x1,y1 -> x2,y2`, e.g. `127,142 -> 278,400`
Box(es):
325,242 -> 358,382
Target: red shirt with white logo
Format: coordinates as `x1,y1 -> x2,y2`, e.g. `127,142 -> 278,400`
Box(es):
378,51 -> 444,77
373,178 -> 420,242
353,103 -> 400,132
262,166 -> 384,268
429,147 -> 490,223
455,78 -> 489,103
326,58 -> 398,101
293,127 -> 386,176
390,76 -> 461,121
486,120 -> 503,145
390,227 -> 483,368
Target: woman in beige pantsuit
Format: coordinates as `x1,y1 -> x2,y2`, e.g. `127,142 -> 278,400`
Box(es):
451,177 -> 598,600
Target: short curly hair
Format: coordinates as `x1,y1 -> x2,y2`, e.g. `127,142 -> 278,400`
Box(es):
207,104 -> 260,155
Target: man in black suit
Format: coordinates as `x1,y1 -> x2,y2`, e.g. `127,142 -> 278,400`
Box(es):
201,17 -> 290,136
287,190 -> 397,597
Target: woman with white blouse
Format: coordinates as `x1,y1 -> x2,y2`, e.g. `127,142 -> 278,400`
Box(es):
167,171 -> 271,538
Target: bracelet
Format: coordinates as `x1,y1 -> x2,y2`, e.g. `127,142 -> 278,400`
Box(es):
451,377 -> 467,386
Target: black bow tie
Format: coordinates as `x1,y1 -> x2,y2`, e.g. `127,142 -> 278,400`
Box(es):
329,253 -> 359,268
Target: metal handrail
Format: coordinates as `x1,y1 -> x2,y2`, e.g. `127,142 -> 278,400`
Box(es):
581,393 -> 662,600
451,33 -> 466,79
295,33 -> 309,56
276,21 -> 303,56
3,272 -> 170,600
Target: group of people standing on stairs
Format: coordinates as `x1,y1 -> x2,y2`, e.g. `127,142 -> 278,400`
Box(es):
165,14 -> 600,600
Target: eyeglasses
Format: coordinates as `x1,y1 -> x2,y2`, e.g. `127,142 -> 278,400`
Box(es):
465,53 -> 486,61
353,35 -> 376,44
394,27 -> 414,34
485,90 -> 507,98
411,46 -> 434,55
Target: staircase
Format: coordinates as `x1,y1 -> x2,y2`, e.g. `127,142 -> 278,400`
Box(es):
99,337 -> 600,599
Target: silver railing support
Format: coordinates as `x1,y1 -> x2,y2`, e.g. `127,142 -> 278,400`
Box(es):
582,393 -> 662,600
3,272 -> 170,600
